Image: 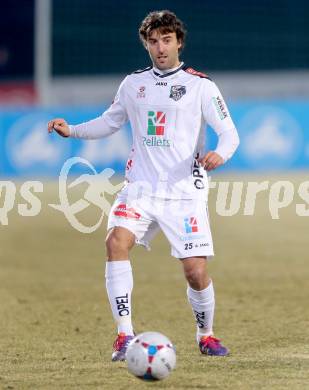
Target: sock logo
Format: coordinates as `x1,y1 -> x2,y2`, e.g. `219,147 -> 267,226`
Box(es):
194,310 -> 205,328
115,293 -> 130,316
184,217 -> 198,233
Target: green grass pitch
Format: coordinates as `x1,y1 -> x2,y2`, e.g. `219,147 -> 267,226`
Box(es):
0,175 -> 309,389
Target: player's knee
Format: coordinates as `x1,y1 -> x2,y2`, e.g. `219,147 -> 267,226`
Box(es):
105,230 -> 131,258
105,232 -> 122,252
184,267 -> 205,289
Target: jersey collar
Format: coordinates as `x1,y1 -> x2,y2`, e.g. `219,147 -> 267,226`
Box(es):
152,62 -> 185,78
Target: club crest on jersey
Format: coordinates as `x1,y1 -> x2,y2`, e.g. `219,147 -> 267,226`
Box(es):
169,85 -> 186,101
184,217 -> 198,233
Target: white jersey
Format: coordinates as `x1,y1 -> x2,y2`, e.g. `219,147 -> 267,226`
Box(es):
70,63 -> 239,199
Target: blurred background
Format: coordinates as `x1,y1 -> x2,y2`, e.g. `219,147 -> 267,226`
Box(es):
1,3 -> 309,388
0,0 -> 309,176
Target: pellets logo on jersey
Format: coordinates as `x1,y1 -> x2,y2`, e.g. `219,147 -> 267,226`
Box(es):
147,111 -> 166,135
169,85 -> 186,101
184,217 -> 199,233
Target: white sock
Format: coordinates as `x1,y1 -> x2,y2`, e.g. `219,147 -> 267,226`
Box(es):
105,260 -> 134,336
187,281 -> 215,342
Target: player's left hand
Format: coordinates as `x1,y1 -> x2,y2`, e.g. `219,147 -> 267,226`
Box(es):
198,151 -> 224,171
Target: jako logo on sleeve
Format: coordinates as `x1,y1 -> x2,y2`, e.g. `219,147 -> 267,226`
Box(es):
184,217 -> 198,233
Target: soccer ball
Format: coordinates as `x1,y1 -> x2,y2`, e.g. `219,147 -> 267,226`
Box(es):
126,331 -> 176,381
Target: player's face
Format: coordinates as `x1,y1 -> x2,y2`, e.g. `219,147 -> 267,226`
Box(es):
146,30 -> 182,70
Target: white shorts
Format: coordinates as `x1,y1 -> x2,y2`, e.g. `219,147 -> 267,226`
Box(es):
107,190 -> 214,259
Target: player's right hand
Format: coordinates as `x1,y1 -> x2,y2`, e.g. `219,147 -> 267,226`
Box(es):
47,118 -> 70,137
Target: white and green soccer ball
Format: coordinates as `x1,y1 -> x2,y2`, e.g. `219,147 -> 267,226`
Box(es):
126,331 -> 176,381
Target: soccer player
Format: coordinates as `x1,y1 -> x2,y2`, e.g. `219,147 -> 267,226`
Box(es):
48,10 -> 239,360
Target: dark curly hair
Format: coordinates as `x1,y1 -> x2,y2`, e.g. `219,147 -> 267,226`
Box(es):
139,10 -> 186,52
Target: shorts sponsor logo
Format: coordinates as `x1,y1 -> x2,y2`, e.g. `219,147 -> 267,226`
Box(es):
212,96 -> 228,120
184,216 -> 198,233
169,85 -> 186,101
180,234 -> 204,242
114,203 -> 141,219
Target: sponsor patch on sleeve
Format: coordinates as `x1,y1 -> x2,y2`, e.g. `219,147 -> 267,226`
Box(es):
212,96 -> 228,120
